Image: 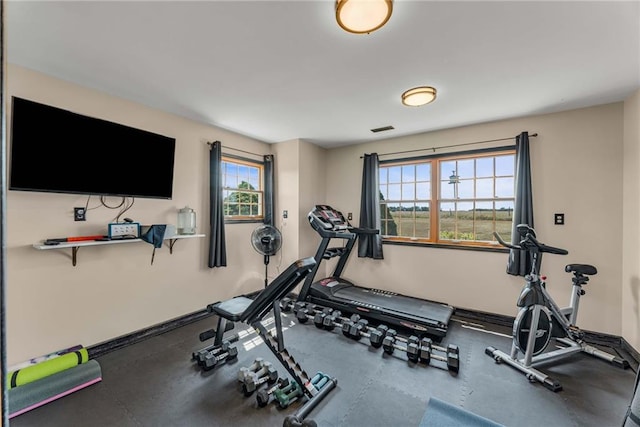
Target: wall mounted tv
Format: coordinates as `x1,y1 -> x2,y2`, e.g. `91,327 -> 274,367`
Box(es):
9,97 -> 176,199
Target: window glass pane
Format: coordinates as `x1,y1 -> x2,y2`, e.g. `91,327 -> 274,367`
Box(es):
379,169 -> 386,185
476,178 -> 493,198
457,159 -> 474,179
475,201 -> 494,241
439,202 -> 456,239
388,184 -> 401,200
476,157 -> 493,178
398,203 -> 415,237
496,200 -> 514,243
380,184 -> 388,200
496,155 -> 514,176
495,177 -> 514,198
440,181 -> 455,199
458,180 -> 473,199
456,201 -> 475,240
416,182 -> 430,199
441,161 -> 456,180
401,183 -> 415,199
416,163 -> 430,181
388,166 -> 402,183
402,165 -> 415,181
386,203 -> 401,236
249,168 -> 259,188
416,202 -> 430,238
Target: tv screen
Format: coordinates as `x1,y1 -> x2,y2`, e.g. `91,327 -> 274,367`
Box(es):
9,97 -> 176,199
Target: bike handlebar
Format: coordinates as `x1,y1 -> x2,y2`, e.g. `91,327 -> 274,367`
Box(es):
493,228 -> 568,256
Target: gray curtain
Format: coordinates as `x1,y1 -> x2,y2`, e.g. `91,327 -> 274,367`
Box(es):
358,153 -> 384,259
263,154 -> 275,226
208,141 -> 227,268
507,132 -> 533,276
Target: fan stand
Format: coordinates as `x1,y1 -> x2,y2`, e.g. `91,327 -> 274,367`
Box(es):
263,254 -> 270,288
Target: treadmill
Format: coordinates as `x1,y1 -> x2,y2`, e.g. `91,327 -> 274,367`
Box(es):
297,204 -> 455,339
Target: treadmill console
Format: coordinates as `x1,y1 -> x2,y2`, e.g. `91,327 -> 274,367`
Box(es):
308,205 -> 351,233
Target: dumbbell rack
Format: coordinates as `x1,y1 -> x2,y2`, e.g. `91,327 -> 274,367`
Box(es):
288,301 -> 460,373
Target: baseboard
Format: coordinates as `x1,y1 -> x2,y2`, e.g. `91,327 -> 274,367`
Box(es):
455,306 -> 639,364
87,309 -> 213,359
452,307 -> 514,329
85,294 -> 640,367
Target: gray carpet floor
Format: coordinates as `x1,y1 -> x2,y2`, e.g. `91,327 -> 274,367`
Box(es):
8,310 -> 638,427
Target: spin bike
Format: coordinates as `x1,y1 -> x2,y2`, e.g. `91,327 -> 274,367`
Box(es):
485,224 -> 629,391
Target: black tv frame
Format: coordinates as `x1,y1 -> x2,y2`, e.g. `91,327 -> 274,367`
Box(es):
9,97 -> 177,200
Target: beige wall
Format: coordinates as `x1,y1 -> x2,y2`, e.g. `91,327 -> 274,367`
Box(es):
623,89 -> 640,351
5,65 -> 275,365
272,139 -> 327,291
323,103 -> 625,336
5,64 -> 637,366
297,140 -> 327,264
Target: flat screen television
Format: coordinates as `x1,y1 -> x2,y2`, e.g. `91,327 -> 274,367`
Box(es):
9,97 -> 176,199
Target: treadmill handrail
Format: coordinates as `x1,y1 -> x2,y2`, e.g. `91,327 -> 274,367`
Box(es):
316,228 -> 356,240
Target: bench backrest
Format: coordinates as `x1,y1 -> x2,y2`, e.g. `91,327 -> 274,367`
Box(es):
240,257 -> 316,325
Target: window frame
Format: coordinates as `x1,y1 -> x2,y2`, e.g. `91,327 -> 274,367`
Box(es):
221,155 -> 265,223
379,145 -> 515,250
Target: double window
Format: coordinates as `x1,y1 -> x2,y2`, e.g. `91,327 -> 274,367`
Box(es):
379,148 -> 515,248
222,156 -> 264,221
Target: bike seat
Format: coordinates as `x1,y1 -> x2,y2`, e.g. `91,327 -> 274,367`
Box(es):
565,264 -> 597,276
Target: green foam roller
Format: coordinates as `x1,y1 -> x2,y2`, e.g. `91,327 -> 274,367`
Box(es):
8,348 -> 89,389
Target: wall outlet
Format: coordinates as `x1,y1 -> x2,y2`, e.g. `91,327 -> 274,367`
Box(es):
74,207 -> 86,221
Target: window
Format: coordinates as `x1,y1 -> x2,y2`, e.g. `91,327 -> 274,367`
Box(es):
222,156 -> 264,221
379,148 -> 515,248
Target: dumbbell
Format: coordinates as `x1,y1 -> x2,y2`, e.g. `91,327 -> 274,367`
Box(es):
273,379 -> 304,409
280,297 -> 294,312
256,378 -> 290,407
293,302 -> 314,324
241,362 -> 279,396
200,341 -> 239,371
313,307 -> 338,330
321,309 -> 343,331
238,357 -> 265,382
341,315 -> 369,340
341,317 -> 387,349
419,338 -> 460,372
191,333 -> 239,363
381,329 -> 420,361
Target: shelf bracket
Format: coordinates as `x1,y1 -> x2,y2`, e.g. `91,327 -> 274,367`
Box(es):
72,246 -> 79,267
168,239 -> 177,254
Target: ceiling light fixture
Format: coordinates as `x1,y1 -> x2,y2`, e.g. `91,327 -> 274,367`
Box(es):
401,86 -> 437,107
335,0 -> 393,34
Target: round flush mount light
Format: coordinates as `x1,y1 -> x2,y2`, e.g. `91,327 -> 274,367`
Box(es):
336,0 -> 393,34
401,86 -> 437,107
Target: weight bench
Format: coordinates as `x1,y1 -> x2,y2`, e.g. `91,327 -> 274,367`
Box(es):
193,257 -> 337,427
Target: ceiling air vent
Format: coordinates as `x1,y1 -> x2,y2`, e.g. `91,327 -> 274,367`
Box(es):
370,125 -> 395,133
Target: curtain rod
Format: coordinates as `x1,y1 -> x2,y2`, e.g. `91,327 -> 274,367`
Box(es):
207,141 -> 264,158
362,132 -> 538,159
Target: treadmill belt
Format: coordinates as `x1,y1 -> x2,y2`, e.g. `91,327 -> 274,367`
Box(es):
317,284 -> 453,325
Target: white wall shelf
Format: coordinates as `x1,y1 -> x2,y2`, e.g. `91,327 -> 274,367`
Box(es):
33,234 -> 206,266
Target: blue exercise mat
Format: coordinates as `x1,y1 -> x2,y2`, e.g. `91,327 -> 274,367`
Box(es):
419,397 -> 504,427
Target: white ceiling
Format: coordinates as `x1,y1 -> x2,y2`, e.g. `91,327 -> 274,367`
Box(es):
6,1 -> 640,148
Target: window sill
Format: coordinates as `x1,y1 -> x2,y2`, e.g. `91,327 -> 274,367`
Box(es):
382,239 -> 509,253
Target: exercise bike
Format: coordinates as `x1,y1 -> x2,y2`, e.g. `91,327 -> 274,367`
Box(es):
485,224 -> 629,391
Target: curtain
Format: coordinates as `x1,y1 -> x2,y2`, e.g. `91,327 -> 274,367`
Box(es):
358,153 -> 384,259
263,154 -> 275,227
507,132 -> 534,276
208,141 -> 227,268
